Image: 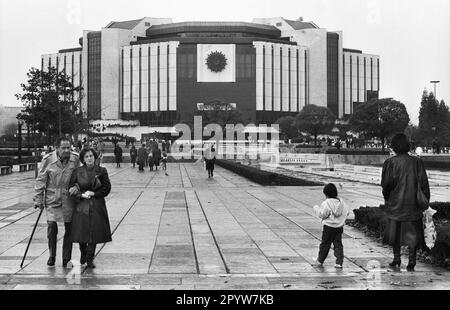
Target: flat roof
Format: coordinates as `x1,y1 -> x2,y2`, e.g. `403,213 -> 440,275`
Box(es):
146,21 -> 281,38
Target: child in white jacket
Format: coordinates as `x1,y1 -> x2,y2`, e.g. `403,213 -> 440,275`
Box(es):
313,183 -> 350,268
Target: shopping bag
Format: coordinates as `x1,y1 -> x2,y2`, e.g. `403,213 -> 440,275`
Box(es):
423,207 -> 437,249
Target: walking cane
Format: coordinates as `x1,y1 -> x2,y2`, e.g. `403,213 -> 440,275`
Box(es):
20,206 -> 44,268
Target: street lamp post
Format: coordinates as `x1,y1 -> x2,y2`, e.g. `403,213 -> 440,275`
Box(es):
17,119 -> 24,164
27,124 -> 30,151
430,81 -> 440,99
32,100 -> 38,178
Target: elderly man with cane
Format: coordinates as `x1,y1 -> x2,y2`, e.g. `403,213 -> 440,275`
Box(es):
33,137 -> 80,268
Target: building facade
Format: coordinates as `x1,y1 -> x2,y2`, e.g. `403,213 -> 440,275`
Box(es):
41,17 -> 380,128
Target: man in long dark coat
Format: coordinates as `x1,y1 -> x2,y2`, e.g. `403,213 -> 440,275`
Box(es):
137,144 -> 148,172
114,144 -> 123,168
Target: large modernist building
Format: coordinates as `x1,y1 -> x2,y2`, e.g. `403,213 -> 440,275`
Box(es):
41,17 -> 380,127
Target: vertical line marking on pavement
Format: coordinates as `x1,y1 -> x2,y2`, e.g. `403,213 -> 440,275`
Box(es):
194,190 -> 230,274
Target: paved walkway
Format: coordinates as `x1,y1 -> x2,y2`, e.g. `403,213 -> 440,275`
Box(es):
0,163 -> 449,290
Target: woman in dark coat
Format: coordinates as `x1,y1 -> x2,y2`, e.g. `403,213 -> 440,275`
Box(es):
114,144 -> 123,168
381,133 -> 430,271
68,148 -> 112,269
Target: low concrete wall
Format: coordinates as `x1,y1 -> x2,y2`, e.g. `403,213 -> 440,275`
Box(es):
328,154 -> 390,166
276,152 -> 389,166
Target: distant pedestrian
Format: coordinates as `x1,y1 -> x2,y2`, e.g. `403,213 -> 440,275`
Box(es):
137,144 -> 148,172
161,151 -> 168,175
114,144 -> 123,168
312,183 -> 350,269
204,146 -> 216,178
92,143 -> 103,166
148,150 -> 154,171
130,145 -> 137,168
153,147 -> 161,171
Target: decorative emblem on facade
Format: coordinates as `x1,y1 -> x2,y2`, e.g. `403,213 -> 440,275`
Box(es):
206,51 -> 227,73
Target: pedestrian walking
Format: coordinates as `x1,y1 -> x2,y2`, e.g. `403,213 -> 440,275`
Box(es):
34,137 -> 80,267
114,143 -> 123,168
92,142 -> 103,166
161,151 -> 168,173
137,144 -> 148,172
68,148 -> 112,269
148,149 -> 154,171
312,183 -> 350,268
130,144 -> 137,168
153,147 -> 161,171
204,145 -> 216,178
381,133 -> 430,271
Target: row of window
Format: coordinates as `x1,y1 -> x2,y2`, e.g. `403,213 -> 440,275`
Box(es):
257,43 -> 308,112
121,43 -> 177,112
88,36 -> 102,119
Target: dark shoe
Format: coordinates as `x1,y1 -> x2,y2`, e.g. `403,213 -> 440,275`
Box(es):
62,259 -> 71,268
80,254 -> 87,265
47,257 -> 55,267
86,260 -> 96,269
407,249 -> 416,271
406,263 -> 415,271
389,260 -> 401,268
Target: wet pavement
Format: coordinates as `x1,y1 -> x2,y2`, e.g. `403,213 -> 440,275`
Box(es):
0,162 -> 449,290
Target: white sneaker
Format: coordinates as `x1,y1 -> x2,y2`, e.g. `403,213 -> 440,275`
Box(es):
312,257 -> 323,267
335,264 -> 343,269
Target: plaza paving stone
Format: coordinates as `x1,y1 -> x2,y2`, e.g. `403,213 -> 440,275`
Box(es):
0,162 -> 449,289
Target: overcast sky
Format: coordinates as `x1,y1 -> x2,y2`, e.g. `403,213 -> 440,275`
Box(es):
0,0 -> 449,124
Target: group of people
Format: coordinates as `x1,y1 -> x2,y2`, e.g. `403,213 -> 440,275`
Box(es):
312,133 -> 430,271
132,143 -> 167,173
33,132 -> 429,272
34,137 -> 112,269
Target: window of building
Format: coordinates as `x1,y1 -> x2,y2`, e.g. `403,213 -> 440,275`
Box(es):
145,22 -> 151,27
276,22 -> 282,27
178,52 -> 195,79
236,52 -> 255,80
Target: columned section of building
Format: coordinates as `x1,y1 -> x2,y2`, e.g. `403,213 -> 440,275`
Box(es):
41,49 -> 83,106
121,42 -> 179,125
254,41 -> 307,124
343,50 -> 379,116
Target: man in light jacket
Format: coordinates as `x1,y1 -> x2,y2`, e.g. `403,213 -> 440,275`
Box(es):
34,137 -> 80,267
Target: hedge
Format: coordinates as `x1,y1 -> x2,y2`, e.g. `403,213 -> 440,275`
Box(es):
0,156 -> 42,167
215,159 -> 322,186
294,144 -> 319,148
422,161 -> 450,171
325,149 -> 389,155
351,202 -> 450,267
0,150 -> 33,156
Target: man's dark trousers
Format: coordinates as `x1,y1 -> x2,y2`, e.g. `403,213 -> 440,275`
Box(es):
47,221 -> 72,262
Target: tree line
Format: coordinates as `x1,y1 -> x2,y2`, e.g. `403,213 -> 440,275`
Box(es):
277,92 -> 449,150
